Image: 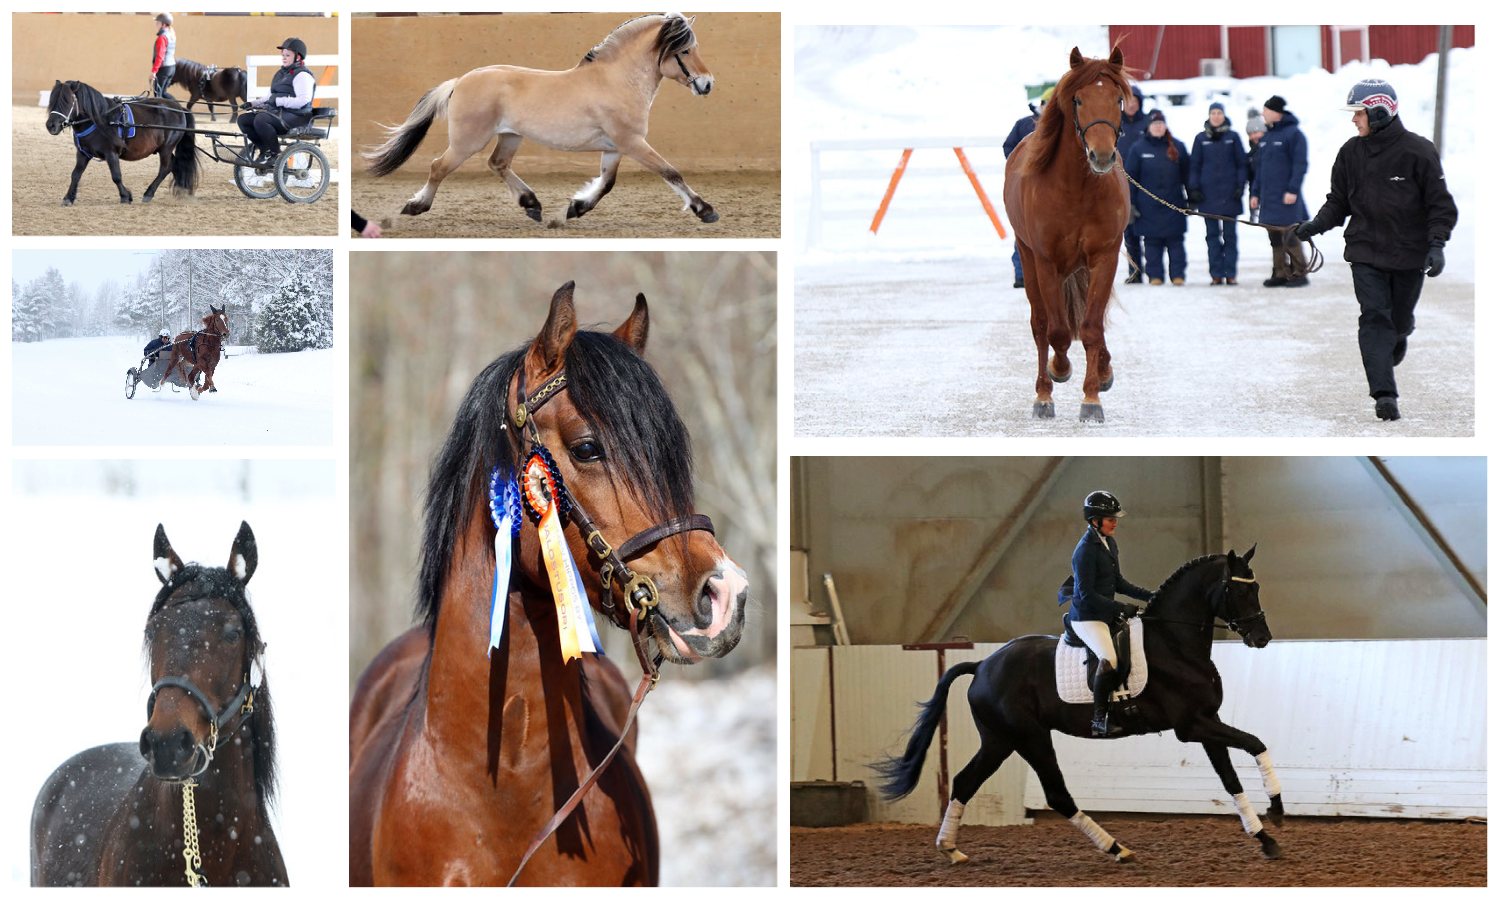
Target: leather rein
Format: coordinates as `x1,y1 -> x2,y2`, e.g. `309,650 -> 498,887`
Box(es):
503,363 -> 713,886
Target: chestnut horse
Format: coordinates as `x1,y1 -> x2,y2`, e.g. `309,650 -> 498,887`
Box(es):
349,282 -> 750,885
167,305 -> 230,399
32,522 -> 286,886
365,13 -> 719,224
1003,48 -> 1132,422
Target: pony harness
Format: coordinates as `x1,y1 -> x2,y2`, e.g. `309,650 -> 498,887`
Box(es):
1055,616 -> 1147,704
74,103 -> 136,159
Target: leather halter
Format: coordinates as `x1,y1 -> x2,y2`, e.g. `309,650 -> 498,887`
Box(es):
147,672 -> 255,778
1074,93 -> 1124,147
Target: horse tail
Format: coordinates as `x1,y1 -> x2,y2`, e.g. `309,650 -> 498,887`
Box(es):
364,78 -> 456,177
1063,268 -> 1090,340
869,661 -> 980,801
171,110 -> 200,196
232,68 -> 249,107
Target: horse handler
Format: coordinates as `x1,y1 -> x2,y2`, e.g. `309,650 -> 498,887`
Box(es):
149,13 -> 176,98
1293,79 -> 1458,422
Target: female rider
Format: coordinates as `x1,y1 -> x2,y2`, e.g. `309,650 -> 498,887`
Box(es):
1069,491 -> 1154,736
237,38 -> 316,169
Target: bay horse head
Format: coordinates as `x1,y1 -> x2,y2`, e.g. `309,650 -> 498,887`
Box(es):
1063,46 -> 1130,175
654,13 -> 714,96
507,282 -> 745,663
141,522 -> 275,798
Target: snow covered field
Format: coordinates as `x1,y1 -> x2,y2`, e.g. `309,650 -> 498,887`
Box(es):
12,336 -> 336,446
6,460 -> 341,888
794,26 -> 1475,436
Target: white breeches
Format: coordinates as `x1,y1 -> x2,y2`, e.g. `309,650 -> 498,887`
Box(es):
1071,619 -> 1117,668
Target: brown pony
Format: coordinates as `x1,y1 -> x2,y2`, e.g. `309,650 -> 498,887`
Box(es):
170,60 -> 249,122
1003,47 -> 1132,422
167,305 -> 230,399
349,283 -> 749,885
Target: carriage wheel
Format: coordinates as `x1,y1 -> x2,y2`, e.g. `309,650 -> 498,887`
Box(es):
125,369 -> 138,400
233,162 -> 280,201
274,142 -> 331,204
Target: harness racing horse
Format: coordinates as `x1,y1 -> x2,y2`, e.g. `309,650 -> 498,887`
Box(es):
1003,48 -> 1131,423
171,60 -> 250,122
166,305 -> 230,399
349,282 -> 749,885
31,522 -> 286,886
874,548 -> 1287,864
46,79 -> 200,206
365,12 -> 720,225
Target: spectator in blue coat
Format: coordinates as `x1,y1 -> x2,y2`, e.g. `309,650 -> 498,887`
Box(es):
1118,84 -> 1150,283
1249,95 -> 1311,287
1244,110 -> 1266,191
1189,102 -> 1249,284
1125,110 -> 1192,284
1004,87 -> 1050,288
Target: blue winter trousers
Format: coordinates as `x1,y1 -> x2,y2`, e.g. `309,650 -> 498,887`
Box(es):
1142,235 -> 1186,282
1204,218 -> 1238,279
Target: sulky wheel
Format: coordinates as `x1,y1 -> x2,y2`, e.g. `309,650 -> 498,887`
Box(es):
125,368 -> 138,400
234,161 -> 280,200
275,142 -> 330,204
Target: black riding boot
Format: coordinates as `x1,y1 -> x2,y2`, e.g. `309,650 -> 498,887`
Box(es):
1091,661 -> 1123,737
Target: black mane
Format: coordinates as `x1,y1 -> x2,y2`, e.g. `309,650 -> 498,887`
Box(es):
146,564 -> 277,807
1149,553 -> 1224,604
416,328 -> 696,634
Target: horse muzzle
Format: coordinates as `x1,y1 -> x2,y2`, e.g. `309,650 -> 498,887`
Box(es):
691,75 -> 714,96
1086,149 -> 1117,175
652,560 -> 747,663
140,725 -> 211,782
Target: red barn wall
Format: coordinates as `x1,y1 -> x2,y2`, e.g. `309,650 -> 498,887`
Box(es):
1111,25 -> 1473,82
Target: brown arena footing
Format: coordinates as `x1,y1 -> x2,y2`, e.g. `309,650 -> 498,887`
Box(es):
791,815 -> 1485,887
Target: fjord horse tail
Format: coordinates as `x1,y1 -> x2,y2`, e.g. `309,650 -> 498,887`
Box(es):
870,661 -> 980,801
1062,268 -> 1090,339
365,78 -> 457,177
171,109 -> 200,196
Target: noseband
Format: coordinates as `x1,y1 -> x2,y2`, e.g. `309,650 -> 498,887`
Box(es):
1074,94 -> 1124,149
510,364 -> 714,627
147,670 -> 255,772
1219,574 -> 1266,635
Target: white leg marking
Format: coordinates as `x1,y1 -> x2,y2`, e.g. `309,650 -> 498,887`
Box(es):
1233,792 -> 1264,835
936,799 -> 964,849
1069,811 -> 1116,852
665,178 -> 694,211
573,174 -> 607,202
1256,751 -> 1283,797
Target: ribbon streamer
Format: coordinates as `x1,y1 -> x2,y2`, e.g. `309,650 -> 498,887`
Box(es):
525,452 -> 596,662
488,467 -> 521,657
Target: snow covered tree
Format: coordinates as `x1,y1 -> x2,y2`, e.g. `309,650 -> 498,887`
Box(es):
256,272 -> 331,352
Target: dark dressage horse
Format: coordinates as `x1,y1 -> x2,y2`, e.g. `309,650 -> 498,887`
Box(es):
46,79 -> 200,206
170,59 -> 249,122
166,305 -> 230,399
349,282 -> 750,885
874,547 -> 1286,864
31,522 -> 287,886
1003,48 -> 1132,423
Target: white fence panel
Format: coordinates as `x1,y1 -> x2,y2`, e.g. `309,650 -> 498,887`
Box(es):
245,54 -> 341,142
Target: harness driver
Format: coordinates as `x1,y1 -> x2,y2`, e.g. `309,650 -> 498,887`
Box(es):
1067,490 -> 1155,736
144,328 -> 173,366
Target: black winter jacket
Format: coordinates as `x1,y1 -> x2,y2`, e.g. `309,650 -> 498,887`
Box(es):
1307,116 -> 1458,270
1067,526 -> 1153,623
144,336 -> 171,361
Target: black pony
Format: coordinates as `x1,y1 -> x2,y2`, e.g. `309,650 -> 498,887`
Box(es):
31,522 -> 287,886
171,60 -> 249,121
46,79 -> 199,206
874,547 -> 1286,863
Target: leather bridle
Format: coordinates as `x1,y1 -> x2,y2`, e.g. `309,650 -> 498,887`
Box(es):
1140,569 -> 1265,635
1074,93 -> 1124,147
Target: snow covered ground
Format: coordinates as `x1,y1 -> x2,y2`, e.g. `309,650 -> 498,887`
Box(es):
794,26 -> 1475,435
11,336 -> 336,446
6,460 -> 341,888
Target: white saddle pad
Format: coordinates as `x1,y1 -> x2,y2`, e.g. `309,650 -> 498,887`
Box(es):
1055,616 -> 1148,704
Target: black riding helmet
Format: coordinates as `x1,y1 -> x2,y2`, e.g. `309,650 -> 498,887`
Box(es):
277,37 -> 308,61
1083,490 -> 1124,522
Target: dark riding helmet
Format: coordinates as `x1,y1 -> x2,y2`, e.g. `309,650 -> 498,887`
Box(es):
277,37 -> 308,60
1083,490 -> 1124,522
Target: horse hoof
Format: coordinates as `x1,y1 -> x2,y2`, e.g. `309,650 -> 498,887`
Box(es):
566,201 -> 584,219
1032,401 -> 1055,419
61,200 -> 74,207
699,208 -> 720,224
1080,403 -> 1104,423
121,197 -> 132,205
1113,845 -> 1135,864
142,196 -> 153,204
399,202 -> 426,217
1254,830 -> 1282,859
941,848 -> 969,865
1099,372 -> 1114,392
525,207 -> 542,222
1048,361 -> 1071,383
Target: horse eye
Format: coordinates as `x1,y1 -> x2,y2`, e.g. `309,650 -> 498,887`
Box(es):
569,439 -> 604,463
222,624 -> 242,644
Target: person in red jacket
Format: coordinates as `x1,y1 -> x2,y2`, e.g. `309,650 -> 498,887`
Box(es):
149,13 -> 176,99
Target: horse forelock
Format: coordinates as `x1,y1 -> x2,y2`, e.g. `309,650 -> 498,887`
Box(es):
654,13 -> 698,64
1023,52 -> 1131,178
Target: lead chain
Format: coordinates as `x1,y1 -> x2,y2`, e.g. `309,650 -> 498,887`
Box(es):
182,782 -> 205,887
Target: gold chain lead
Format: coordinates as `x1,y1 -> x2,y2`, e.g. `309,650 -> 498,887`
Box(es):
182,781 -> 205,887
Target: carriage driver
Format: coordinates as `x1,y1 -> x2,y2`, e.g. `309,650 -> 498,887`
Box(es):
1069,491 -> 1154,737
149,13 -> 176,99
237,38 -> 316,168
143,329 -> 173,366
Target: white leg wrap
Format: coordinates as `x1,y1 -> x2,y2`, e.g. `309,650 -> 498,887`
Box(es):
1069,811 -> 1114,852
1256,751 -> 1282,797
936,799 -> 965,848
1233,792 -> 1263,835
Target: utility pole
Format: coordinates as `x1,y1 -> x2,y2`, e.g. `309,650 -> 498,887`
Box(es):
1434,26 -> 1451,158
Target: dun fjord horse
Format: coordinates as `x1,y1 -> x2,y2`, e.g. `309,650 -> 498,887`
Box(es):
349,282 -> 750,885
32,522 -> 286,886
365,13 -> 720,225
166,305 -> 230,399
171,60 -> 249,122
47,80 -> 199,206
875,548 -> 1286,864
1003,48 -> 1131,423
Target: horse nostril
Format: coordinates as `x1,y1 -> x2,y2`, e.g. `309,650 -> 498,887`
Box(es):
139,729 -> 151,761
693,581 -> 715,629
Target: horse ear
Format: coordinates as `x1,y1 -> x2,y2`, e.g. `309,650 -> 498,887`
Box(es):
228,520 -> 257,585
528,281 -> 578,376
1243,542 -> 1257,563
153,524 -> 184,585
1109,45 -> 1124,68
688,15 -> 696,25
1070,47 -> 1084,69
612,293 -> 650,355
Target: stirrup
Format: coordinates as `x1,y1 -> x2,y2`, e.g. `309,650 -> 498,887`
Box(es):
1091,710 -> 1120,737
